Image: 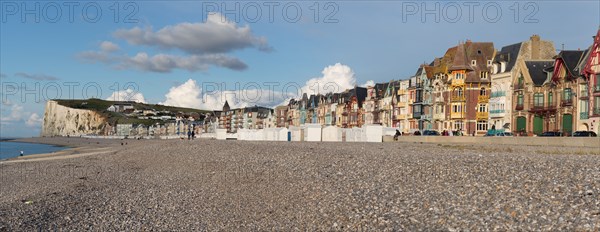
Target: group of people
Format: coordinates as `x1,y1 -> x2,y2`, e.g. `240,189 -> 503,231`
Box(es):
187,131 -> 196,140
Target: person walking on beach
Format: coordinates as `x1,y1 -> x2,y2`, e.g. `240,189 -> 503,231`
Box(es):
20,150 -> 23,156
191,131 -> 195,140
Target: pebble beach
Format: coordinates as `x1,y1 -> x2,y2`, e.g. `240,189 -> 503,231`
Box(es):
1,137 -> 599,230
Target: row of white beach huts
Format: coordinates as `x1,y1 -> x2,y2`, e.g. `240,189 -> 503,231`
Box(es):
214,124 -> 396,143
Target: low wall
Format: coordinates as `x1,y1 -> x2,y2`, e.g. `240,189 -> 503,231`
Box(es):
394,136 -> 600,148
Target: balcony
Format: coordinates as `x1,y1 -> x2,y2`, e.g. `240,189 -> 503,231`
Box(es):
489,109 -> 505,117
395,114 -> 407,120
397,89 -> 407,95
580,112 -> 589,119
478,95 -> 489,103
451,96 -> 466,102
476,112 -> 489,119
450,112 -> 464,119
561,99 -> 573,107
451,80 -> 465,88
422,99 -> 432,105
515,83 -> 525,90
515,104 -> 524,110
435,97 -> 444,103
433,113 -> 445,120
490,91 -> 506,98
529,105 -> 557,114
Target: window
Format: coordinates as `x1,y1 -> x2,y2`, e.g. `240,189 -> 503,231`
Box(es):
534,93 -> 544,107
548,92 -> 553,104
481,71 -> 489,79
480,87 -> 487,96
454,121 -> 464,130
477,120 -> 488,131
517,75 -> 524,88
452,104 -> 463,113
564,88 -> 572,102
471,60 -> 477,66
517,94 -> 524,106
487,60 -> 492,66
478,104 -> 487,112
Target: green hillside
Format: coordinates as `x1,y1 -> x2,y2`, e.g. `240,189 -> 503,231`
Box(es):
53,99 -> 210,126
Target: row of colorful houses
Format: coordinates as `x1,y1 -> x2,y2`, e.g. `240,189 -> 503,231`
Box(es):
211,29 -> 600,136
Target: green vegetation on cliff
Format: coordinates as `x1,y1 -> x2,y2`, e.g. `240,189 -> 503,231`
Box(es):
53,99 -> 210,126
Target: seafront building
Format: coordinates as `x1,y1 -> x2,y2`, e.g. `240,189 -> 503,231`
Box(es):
106,29 -> 600,138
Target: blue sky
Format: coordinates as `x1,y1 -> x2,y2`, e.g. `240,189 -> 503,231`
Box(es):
1,1 -> 599,137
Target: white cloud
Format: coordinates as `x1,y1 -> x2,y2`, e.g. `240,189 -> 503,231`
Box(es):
106,89 -> 146,103
25,113 -> 42,127
79,48 -> 248,73
161,79 -> 204,109
114,12 -> 272,54
118,52 -> 247,73
361,80 -> 375,87
1,103 -> 44,129
159,63 -> 369,111
300,63 -> 357,96
100,41 -> 120,53
160,79 -> 287,111
1,104 -> 24,122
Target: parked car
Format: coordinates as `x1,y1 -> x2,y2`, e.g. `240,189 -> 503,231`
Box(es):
539,131 -> 563,137
422,130 -> 440,136
572,131 -> 598,137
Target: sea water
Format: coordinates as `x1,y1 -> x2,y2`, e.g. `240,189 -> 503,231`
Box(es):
0,141 -> 66,160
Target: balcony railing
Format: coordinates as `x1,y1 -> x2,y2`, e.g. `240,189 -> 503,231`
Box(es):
515,104 -> 524,110
435,97 -> 444,103
397,89 -> 407,95
489,109 -> 505,114
451,96 -> 466,102
478,95 -> 489,103
476,112 -> 489,119
422,99 -> 432,105
580,112 -> 589,119
450,112 -> 464,119
490,91 -> 506,98
561,99 -> 573,107
515,83 -> 525,90
433,113 -> 445,120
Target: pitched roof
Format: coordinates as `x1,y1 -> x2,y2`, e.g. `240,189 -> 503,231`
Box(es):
449,42 -> 473,72
525,61 -> 553,86
494,42 -> 522,73
556,50 -> 586,77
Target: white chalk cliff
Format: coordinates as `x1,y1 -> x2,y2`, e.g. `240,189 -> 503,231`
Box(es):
41,100 -> 108,136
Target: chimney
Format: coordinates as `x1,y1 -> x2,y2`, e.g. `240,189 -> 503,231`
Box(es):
531,34 -> 540,59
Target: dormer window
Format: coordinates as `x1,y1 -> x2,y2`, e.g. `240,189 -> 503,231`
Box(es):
487,60 -> 492,66
471,60 -> 477,66
481,71 -> 489,79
